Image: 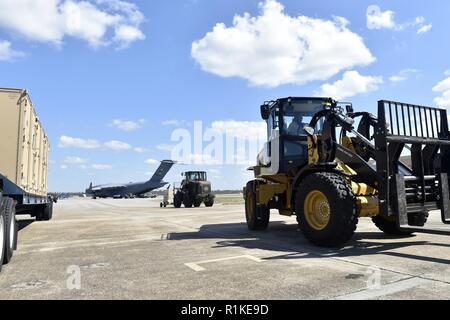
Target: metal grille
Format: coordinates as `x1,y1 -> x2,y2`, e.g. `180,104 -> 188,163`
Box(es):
382,101 -> 448,139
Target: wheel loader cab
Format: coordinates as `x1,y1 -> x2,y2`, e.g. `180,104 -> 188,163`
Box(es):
182,171 -> 207,184
260,97 -> 329,174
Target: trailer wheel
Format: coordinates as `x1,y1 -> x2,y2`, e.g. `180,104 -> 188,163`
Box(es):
296,172 -> 358,247
0,199 -> 6,271
42,201 -> 53,221
245,181 -> 270,230
2,197 -> 17,264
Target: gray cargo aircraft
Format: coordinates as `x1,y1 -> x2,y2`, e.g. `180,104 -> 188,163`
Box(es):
86,160 -> 175,199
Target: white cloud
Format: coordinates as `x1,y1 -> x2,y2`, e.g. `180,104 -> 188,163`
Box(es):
104,140 -> 132,150
145,158 -> 159,165
188,154 -> 221,165
316,71 -> 383,100
366,5 -> 431,34
157,144 -> 175,152
145,171 -> 154,176
60,164 -> 68,170
208,168 -> 221,175
113,24 -> 145,48
133,147 -> 147,153
389,69 -> 419,83
211,120 -> 266,141
64,156 -> 88,164
0,40 -> 24,61
111,119 -> 144,131
161,120 -> 187,126
0,0 -> 145,48
92,164 -> 112,170
59,135 -> 101,149
192,0 -> 375,87
417,24 -> 432,34
366,5 -> 396,30
433,75 -> 450,108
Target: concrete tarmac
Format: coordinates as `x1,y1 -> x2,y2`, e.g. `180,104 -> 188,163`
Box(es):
0,197 -> 449,300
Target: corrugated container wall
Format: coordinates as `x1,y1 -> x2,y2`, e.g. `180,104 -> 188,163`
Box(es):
0,88 -> 50,196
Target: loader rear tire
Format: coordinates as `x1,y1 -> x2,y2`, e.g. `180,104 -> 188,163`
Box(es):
296,172 -> 358,247
245,181 -> 270,231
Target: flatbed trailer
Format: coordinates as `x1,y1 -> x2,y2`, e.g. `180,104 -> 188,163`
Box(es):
0,88 -> 53,272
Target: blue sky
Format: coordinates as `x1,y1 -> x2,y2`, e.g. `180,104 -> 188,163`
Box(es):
1,0 -> 449,192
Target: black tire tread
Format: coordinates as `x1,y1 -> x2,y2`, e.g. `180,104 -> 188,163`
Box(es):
372,210 -> 428,236
245,181 -> 270,231
2,197 -> 16,264
296,172 -> 358,247
0,198 -> 6,271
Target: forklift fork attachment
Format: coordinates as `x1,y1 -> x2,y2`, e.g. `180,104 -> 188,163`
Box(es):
377,100 -> 450,235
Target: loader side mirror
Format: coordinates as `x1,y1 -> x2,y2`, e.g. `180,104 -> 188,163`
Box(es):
303,125 -> 315,137
260,105 -> 270,120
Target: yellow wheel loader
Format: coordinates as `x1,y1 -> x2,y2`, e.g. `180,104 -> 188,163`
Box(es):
244,97 -> 450,247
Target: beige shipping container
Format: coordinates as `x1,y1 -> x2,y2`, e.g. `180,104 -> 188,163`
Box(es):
0,88 -> 50,196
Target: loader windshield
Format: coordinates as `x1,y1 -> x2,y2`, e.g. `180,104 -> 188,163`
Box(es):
185,172 -> 207,181
282,100 -> 326,136
280,99 -> 327,168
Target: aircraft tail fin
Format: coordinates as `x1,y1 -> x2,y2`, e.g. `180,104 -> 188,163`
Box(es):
148,160 -> 176,184
88,182 -> 93,190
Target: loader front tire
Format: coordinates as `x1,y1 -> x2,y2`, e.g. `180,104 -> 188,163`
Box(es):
245,181 -> 270,231
372,210 -> 428,236
296,172 -> 358,247
408,210 -> 429,227
372,215 -> 412,236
